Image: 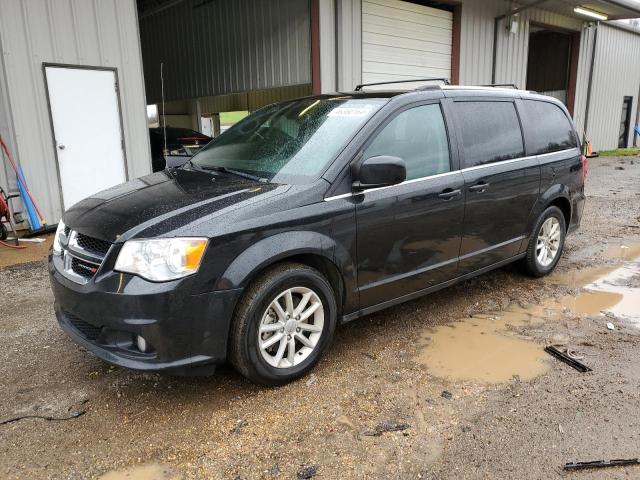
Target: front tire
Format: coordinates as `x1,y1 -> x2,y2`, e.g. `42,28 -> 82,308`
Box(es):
522,205 -> 566,277
228,262 -> 337,386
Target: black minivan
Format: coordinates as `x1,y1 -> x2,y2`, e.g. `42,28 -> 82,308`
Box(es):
49,84 -> 586,385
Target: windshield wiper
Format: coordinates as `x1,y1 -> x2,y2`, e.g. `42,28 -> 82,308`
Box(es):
197,165 -> 267,182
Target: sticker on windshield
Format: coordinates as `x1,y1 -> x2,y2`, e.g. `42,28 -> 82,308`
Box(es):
328,106 -> 372,117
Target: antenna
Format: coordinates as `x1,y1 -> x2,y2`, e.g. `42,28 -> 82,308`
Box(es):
161,62 -> 167,156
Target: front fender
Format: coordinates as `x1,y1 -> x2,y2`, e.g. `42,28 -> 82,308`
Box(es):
216,231 -> 351,292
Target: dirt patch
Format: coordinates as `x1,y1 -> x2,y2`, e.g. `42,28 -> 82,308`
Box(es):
98,464 -> 180,480
1,156 -> 639,479
0,234 -> 53,268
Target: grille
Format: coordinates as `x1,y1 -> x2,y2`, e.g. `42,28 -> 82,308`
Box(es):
71,257 -> 100,279
65,311 -> 103,341
63,226 -> 71,237
75,233 -> 111,257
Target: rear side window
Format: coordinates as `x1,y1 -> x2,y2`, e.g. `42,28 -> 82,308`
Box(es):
453,101 -> 524,168
520,100 -> 578,154
364,104 -> 450,180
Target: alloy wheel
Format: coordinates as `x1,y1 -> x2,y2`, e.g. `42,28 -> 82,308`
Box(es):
536,217 -> 561,267
258,286 -> 324,369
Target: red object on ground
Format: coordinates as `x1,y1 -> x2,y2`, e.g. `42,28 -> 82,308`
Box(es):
0,240 -> 26,249
0,191 -> 9,223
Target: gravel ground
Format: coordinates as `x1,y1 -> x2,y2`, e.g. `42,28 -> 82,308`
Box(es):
0,155 -> 639,480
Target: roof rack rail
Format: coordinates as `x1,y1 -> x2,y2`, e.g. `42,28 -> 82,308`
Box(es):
479,83 -> 520,89
354,78 -> 450,91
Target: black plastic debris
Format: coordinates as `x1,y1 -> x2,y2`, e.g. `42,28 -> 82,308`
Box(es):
297,465 -> 318,479
564,459 -> 640,471
441,390 -> 453,399
544,346 -> 592,372
362,421 -> 411,437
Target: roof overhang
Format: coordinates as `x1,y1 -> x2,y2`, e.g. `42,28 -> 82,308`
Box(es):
514,0 -> 640,21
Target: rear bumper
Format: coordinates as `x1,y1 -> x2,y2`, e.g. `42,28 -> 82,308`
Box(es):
49,253 -> 242,374
568,190 -> 586,234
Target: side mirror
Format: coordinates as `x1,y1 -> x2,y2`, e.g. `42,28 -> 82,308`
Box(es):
353,155 -> 406,191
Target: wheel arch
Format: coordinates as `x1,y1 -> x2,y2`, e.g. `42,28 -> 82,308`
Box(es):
548,196 -> 571,227
218,231 -> 352,316
529,184 -> 572,233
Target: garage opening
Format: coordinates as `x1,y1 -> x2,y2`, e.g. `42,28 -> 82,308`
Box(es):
526,25 -> 580,113
136,0 -> 312,171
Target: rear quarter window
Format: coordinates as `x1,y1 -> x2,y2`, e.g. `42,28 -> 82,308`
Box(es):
520,100 -> 578,154
453,101 -> 524,168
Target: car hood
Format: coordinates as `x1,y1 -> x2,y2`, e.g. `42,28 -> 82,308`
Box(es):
63,169 -> 288,242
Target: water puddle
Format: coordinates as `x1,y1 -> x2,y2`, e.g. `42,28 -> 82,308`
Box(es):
98,463 -> 179,480
417,245 -> 640,384
557,291 -> 624,316
417,314 -> 549,384
603,243 -> 640,261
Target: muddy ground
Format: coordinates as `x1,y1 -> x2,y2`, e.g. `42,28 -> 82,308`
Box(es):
1,155 -> 639,480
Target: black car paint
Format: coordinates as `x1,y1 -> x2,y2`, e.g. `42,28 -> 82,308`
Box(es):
49,88 -> 585,374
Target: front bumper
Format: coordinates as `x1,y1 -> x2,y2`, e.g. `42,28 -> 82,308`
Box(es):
49,252 -> 242,374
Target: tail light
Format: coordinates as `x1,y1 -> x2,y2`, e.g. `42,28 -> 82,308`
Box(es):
580,154 -> 587,183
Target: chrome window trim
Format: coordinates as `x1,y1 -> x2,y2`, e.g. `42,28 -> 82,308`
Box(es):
324,147 -> 578,201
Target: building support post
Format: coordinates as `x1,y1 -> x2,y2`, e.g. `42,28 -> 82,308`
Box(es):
583,22 -> 599,147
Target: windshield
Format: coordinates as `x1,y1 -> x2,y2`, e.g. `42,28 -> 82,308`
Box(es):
190,97 -> 386,184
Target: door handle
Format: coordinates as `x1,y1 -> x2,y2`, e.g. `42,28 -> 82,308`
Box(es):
57,144 -> 66,150
438,188 -> 461,200
468,182 -> 490,193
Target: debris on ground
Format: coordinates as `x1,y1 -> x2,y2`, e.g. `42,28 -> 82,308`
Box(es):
607,322 -> 615,330
297,465 -> 318,479
362,421 -> 411,437
0,410 -> 85,426
544,345 -> 592,372
229,419 -> 246,434
305,374 -> 317,386
564,458 -> 640,470
441,390 -> 453,399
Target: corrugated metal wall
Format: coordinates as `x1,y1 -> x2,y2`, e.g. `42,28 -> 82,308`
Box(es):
573,23 -> 596,140
459,0 -> 584,87
586,23 -> 640,150
0,34 -> 16,197
140,0 -> 311,103
319,0 -> 363,93
0,0 -> 150,224
458,0 -> 502,85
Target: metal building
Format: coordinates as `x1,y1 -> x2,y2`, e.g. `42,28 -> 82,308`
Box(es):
320,0 -> 640,150
0,0 -> 639,229
0,0 -> 150,226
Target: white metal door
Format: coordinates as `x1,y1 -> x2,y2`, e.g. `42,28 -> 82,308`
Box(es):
362,0 -> 452,89
45,66 -> 127,209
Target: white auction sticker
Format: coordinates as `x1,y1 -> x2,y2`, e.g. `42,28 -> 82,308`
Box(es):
328,106 -> 372,117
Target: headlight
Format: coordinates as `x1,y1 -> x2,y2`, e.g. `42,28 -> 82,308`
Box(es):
115,238 -> 208,282
52,220 -> 65,255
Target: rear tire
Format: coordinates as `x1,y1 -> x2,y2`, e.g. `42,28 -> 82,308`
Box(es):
521,205 -> 566,277
0,223 -> 7,240
228,262 -> 337,386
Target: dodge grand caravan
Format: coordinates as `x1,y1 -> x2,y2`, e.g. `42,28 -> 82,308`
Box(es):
49,84 -> 586,385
